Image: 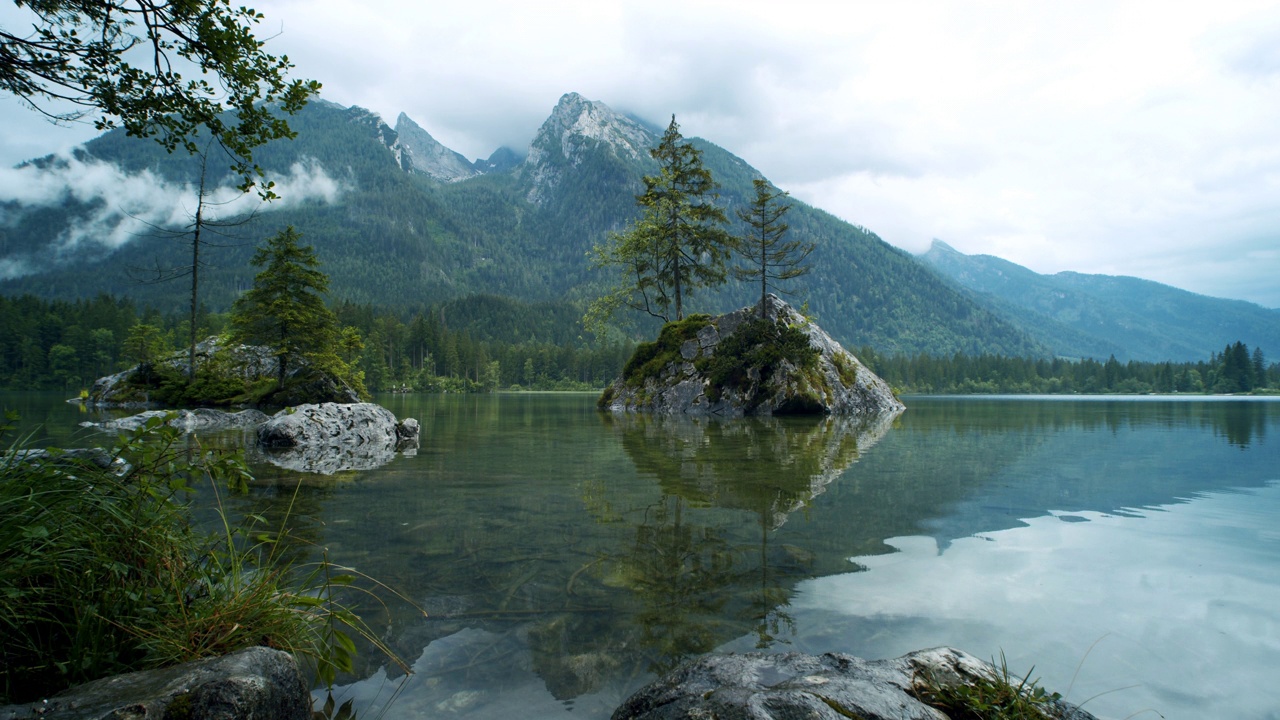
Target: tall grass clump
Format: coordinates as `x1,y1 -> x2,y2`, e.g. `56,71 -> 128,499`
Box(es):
0,412 -> 408,705
912,652 -> 1069,720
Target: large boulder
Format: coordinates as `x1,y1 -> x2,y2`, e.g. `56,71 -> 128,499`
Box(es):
601,295 -> 904,416
612,648 -> 1097,720
256,402 -> 420,474
0,646 -> 310,720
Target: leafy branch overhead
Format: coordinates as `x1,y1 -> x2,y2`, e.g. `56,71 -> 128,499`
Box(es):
0,0 -> 321,196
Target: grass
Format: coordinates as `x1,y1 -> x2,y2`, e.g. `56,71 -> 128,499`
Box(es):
0,411 -> 412,705
911,652 -> 1065,720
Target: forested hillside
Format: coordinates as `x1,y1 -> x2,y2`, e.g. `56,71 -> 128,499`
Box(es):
0,94 -> 1042,357
921,240 -> 1280,362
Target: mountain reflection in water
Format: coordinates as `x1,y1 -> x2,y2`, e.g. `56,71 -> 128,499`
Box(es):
5,392 -> 1275,719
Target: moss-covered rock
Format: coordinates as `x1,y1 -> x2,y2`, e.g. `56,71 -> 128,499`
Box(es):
86,336 -> 363,409
600,295 -> 904,416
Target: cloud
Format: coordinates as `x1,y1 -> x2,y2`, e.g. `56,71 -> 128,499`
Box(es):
6,0 -> 1280,306
788,483 -> 1280,719
0,154 -> 346,264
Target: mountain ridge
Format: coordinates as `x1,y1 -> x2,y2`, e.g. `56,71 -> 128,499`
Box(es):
920,239 -> 1280,361
0,92 -> 1224,361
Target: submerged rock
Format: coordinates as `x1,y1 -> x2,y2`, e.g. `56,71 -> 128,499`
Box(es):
6,448 -> 129,476
612,647 -> 1097,720
0,646 -> 309,720
256,402 -> 420,474
80,408 -> 270,432
601,294 -> 903,417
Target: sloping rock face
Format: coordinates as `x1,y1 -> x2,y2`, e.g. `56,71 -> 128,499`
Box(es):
0,647 -> 309,720
602,295 -> 904,416
612,648 -> 1098,720
256,402 -> 420,474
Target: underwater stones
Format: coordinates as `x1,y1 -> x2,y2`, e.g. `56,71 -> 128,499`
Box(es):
81,408 -> 270,432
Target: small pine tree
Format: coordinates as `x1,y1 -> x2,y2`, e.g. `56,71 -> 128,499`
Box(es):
231,226 -> 344,386
733,178 -> 814,318
587,115 -> 736,329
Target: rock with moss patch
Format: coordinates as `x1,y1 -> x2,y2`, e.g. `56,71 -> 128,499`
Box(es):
86,336 -> 361,408
611,647 -> 1098,720
601,295 -> 903,416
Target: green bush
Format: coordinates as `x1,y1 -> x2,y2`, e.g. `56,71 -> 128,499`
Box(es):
620,315 -> 712,386
0,414 -> 406,704
703,317 -> 818,392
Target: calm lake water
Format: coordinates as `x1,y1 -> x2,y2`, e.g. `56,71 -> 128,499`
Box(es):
6,392 -> 1280,719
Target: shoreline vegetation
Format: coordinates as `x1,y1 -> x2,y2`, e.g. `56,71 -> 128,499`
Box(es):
1,293 -> 1275,401
0,413 -> 410,706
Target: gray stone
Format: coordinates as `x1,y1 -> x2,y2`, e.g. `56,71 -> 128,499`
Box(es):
0,647 -> 309,720
256,402 -> 420,474
612,648 -> 1098,720
86,336 -> 361,408
6,448 -> 129,475
602,294 -> 904,417
81,409 -> 270,433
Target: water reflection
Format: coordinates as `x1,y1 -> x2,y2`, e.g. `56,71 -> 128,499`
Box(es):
4,392 -> 1277,720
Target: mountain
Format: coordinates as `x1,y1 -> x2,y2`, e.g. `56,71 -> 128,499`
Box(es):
0,93 -> 1042,356
920,240 -> 1280,361
392,113 -> 481,182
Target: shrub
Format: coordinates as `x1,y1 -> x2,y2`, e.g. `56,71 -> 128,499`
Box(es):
0,414 -> 406,704
620,315 -> 712,387
704,318 -> 818,393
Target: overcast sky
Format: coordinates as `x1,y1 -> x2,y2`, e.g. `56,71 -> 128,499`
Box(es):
3,0 -> 1280,307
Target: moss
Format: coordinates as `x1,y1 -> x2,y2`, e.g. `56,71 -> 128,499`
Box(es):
597,384 -> 616,409
166,692 -> 193,720
832,353 -> 859,387
817,696 -> 866,719
704,317 -> 818,396
620,315 -> 712,387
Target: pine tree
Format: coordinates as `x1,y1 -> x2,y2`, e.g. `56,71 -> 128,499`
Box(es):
733,178 -> 814,318
587,116 -> 735,329
231,226 -> 342,386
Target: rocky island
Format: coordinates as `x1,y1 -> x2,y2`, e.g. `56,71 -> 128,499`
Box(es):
600,295 -> 904,417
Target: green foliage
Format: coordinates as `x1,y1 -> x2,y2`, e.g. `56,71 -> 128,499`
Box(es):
2,0 -> 321,196
733,178 -> 813,314
588,116 -> 736,326
231,226 -> 361,393
703,318 -> 818,394
0,416 -> 411,704
620,314 -> 712,386
912,653 -> 1062,720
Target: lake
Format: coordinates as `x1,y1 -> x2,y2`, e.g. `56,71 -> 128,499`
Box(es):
6,392 -> 1279,719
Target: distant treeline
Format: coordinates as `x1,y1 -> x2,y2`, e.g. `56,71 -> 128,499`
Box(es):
0,293 -> 630,393
0,293 -> 1275,396
857,343 -> 1279,395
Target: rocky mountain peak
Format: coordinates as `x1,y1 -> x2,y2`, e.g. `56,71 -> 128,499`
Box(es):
393,113 -> 481,183
523,92 -> 655,203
